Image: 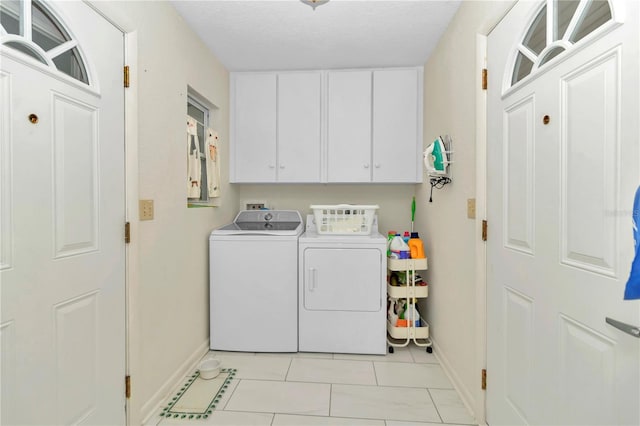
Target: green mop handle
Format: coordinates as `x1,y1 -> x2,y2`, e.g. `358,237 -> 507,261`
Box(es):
411,196 -> 416,232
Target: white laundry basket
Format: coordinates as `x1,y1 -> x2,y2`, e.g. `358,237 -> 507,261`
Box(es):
310,204 -> 379,235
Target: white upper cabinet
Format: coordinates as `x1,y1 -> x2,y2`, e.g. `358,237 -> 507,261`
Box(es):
231,73 -> 277,182
231,67 -> 423,184
278,72 -> 322,182
231,72 -> 322,183
326,70 -> 373,182
373,68 -> 422,183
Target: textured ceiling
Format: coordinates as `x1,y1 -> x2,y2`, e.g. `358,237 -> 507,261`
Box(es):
170,0 -> 462,71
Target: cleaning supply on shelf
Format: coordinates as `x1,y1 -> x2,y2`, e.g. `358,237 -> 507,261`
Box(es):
403,231 -> 410,243
408,232 -> 425,259
405,298 -> 421,327
387,231 -> 396,257
387,297 -> 399,326
389,234 -> 410,259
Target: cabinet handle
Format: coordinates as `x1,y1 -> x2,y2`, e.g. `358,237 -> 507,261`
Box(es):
269,164 -> 275,169
279,165 -> 285,169
309,267 -> 317,291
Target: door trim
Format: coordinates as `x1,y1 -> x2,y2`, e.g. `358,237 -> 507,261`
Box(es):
474,2 -> 518,424
81,2 -> 140,425
474,33 -> 488,425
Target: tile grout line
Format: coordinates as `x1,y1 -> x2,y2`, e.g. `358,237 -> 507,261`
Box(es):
283,355 -> 294,381
372,360 -> 379,386
220,377 -> 241,411
328,383 -> 333,417
427,387 -> 445,424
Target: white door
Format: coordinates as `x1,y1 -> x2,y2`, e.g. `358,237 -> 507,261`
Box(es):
327,70 -> 372,182
277,72 -> 322,182
303,248 -> 382,311
0,1 -> 125,424
372,68 -> 420,183
231,73 -> 277,182
487,1 -> 639,425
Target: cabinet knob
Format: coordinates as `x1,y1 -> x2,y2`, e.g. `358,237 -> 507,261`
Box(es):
269,165 -> 275,169
279,165 -> 285,169
363,164 -> 370,169
375,163 -> 381,168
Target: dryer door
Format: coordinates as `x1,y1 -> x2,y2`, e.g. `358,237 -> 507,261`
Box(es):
303,248 -> 382,311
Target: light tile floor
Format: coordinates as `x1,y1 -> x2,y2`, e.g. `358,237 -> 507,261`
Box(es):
149,345 -> 476,426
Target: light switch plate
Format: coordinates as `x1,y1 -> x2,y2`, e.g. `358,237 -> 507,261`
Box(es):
140,200 -> 154,221
467,198 -> 476,219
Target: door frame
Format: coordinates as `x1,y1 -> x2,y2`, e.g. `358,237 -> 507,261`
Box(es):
474,2 -> 518,424
82,2 -> 140,425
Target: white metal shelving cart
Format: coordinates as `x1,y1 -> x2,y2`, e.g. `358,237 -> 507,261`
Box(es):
386,258 -> 433,353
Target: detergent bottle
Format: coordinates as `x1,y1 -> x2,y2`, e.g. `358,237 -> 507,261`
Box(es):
389,234 -> 409,259
408,232 -> 425,259
387,231 -> 396,257
405,298 -> 421,327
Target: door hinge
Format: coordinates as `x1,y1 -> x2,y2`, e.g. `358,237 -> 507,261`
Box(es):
125,375 -> 131,399
124,65 -> 130,88
482,369 -> 487,390
125,222 -> 131,244
482,220 -> 487,241
482,68 -> 488,90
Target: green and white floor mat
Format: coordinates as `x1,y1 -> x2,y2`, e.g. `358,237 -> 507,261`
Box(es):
160,368 -> 237,420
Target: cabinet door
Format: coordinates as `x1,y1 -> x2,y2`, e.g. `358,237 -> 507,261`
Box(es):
327,71 -> 372,182
303,248 -> 382,312
231,73 -> 277,182
277,72 -> 322,182
372,68 -> 422,183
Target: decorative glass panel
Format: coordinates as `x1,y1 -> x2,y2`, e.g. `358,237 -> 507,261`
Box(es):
3,41 -> 46,64
0,0 -> 91,85
557,0 -> 580,39
0,0 -> 20,36
52,47 -> 89,84
540,45 -> 565,66
509,0 -> 613,88
523,6 -> 547,55
512,51 -> 535,85
32,0 -> 68,51
571,0 -> 612,43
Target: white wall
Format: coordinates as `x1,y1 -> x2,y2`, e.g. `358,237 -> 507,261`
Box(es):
89,1 -> 238,423
415,0 -> 513,420
87,0 -> 518,423
238,184 -> 418,235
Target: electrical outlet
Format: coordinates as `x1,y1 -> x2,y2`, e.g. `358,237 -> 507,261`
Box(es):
246,203 -> 265,210
467,198 -> 476,219
140,199 -> 154,220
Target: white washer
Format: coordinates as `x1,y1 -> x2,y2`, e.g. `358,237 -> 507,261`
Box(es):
298,215 -> 387,355
209,210 -> 303,352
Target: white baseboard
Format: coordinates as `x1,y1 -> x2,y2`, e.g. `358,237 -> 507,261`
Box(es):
140,339 -> 210,424
432,336 -> 478,423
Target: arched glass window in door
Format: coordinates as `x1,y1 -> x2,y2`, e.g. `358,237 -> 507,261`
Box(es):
511,0 -> 613,86
0,0 -> 90,84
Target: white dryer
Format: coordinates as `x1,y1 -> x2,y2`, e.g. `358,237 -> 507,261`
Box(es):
298,215 -> 387,355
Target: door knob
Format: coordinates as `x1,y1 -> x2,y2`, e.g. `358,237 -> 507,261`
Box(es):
605,317 -> 640,338
28,113 -> 39,124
